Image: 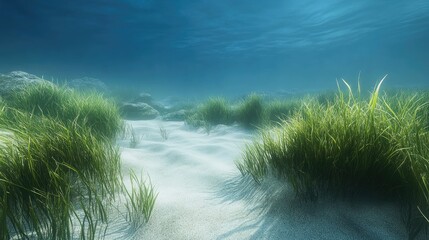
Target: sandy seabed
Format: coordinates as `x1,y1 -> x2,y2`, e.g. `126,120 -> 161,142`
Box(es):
109,120 -> 419,240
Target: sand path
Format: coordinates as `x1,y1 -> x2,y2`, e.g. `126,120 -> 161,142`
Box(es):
115,120 -> 415,240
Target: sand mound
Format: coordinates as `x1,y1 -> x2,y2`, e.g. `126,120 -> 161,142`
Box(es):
114,120 -> 420,240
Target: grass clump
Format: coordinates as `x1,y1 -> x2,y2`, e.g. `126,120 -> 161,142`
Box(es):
0,83 -> 156,239
197,97 -> 232,125
187,94 -> 300,130
159,126 -> 169,141
5,82 -> 122,139
186,97 -> 232,130
0,111 -> 121,239
129,127 -> 142,148
237,77 -> 429,238
124,171 -> 157,229
236,93 -> 264,128
264,99 -> 301,125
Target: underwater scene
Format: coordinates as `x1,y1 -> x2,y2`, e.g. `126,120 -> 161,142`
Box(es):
0,0 -> 429,239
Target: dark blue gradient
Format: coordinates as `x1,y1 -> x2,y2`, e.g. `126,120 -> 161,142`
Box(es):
1,0 -> 428,97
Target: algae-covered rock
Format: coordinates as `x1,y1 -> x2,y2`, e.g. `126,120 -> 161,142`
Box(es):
162,109 -> 187,121
68,77 -> 109,94
120,102 -> 160,120
0,71 -> 50,97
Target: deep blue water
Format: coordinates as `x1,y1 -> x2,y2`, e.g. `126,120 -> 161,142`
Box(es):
0,0 -> 428,98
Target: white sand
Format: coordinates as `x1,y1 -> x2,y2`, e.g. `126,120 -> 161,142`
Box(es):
112,119 -> 423,240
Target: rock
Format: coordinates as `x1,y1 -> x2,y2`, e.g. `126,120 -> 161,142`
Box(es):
67,77 -> 109,94
150,102 -> 168,114
162,109 -> 187,121
0,71 -> 49,97
129,92 -> 168,114
120,102 -> 160,120
133,92 -> 153,103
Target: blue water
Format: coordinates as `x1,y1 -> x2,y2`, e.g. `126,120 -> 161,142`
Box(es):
0,0 -> 428,98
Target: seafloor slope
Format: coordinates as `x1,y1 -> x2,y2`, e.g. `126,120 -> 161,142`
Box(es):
115,119 -> 415,240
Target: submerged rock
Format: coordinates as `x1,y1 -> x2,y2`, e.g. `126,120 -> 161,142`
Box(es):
68,77 -> 109,94
0,71 -> 50,97
133,92 -> 153,103
120,102 -> 160,120
162,109 -> 187,121
129,92 -> 168,114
